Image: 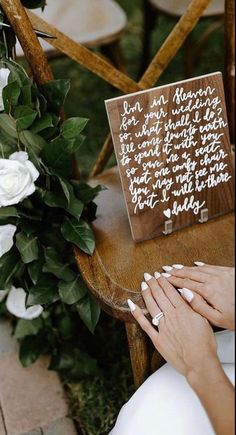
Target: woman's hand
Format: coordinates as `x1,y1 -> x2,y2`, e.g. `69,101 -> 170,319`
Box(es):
167,264 -> 235,331
128,275 -> 219,379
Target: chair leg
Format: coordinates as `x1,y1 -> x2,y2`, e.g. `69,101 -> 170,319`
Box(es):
101,39 -> 126,73
184,33 -> 194,78
140,0 -> 158,76
125,322 -> 149,389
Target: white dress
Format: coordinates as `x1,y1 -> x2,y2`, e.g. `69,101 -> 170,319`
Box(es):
110,331 -> 235,435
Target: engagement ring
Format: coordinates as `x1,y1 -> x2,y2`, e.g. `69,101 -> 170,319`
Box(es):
152,312 -> 164,327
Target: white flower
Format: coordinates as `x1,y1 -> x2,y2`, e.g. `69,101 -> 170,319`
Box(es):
0,151 -> 39,207
6,286 -> 43,320
0,67 -> 10,112
0,289 -> 9,302
0,224 -> 17,258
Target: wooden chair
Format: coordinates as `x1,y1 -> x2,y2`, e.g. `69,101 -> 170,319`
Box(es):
16,0 -> 127,69
142,0 -> 225,76
1,0 -> 234,389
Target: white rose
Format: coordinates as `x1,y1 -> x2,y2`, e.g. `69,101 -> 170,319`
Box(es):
0,67 -> 10,112
0,224 -> 17,258
0,151 -> 39,207
6,286 -> 43,320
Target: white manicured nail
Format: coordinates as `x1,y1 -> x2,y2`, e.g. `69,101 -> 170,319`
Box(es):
162,273 -> 171,278
127,299 -> 136,312
181,288 -> 194,303
154,271 -> 161,279
172,264 -> 184,270
178,288 -> 184,294
194,261 -> 205,267
162,266 -> 173,272
144,273 -> 153,282
141,282 -> 149,291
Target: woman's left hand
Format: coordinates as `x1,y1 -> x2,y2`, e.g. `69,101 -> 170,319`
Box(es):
167,265 -> 235,331
128,276 -> 219,380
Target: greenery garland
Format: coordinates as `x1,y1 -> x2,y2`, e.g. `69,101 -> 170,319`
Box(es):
0,2 -> 103,378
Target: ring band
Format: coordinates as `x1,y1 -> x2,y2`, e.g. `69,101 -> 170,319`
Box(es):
152,312 -> 164,327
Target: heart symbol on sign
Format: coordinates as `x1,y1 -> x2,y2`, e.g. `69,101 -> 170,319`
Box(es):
164,209 -> 171,219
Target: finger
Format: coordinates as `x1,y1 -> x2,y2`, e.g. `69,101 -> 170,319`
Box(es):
156,276 -> 186,308
170,267 -> 208,283
127,299 -> 159,343
141,282 -> 162,318
181,291 -> 220,326
195,262 -> 231,272
146,276 -> 174,313
167,276 -> 206,297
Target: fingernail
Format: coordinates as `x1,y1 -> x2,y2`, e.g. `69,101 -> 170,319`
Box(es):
154,271 -> 161,279
141,282 -> 149,292
194,261 -> 205,267
172,264 -> 184,270
181,288 -> 194,303
144,272 -> 153,282
162,273 -> 171,278
127,299 -> 136,312
162,266 -> 173,272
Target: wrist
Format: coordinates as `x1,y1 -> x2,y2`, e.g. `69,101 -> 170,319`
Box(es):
186,355 -> 224,391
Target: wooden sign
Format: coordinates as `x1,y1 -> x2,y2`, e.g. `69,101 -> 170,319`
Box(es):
105,73 -> 234,242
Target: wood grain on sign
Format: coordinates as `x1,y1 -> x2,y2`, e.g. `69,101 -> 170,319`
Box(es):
105,72 -> 234,242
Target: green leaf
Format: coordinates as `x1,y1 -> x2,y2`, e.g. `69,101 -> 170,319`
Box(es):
43,247 -> 75,282
14,105 -> 38,130
40,79 -> 70,113
19,85 -> 32,106
41,138 -> 72,177
14,318 -> 43,340
61,117 -> 88,139
27,257 -> 44,285
77,294 -> 101,333
31,113 -> 54,133
0,207 -> 19,219
58,178 -> 84,219
61,217 -> 95,255
0,249 -> 20,288
2,80 -> 21,111
28,274 -> 59,305
38,189 -> 67,209
16,232 -> 39,264
19,335 -> 45,367
72,181 -> 106,204
49,346 -> 98,379
59,277 -> 87,305
19,130 -> 47,155
0,114 -> 17,138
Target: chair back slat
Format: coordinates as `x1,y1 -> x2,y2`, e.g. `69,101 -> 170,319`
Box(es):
0,0 -> 53,84
27,11 -> 141,95
2,0 -> 234,174
225,0 -> 235,143
140,0 -> 214,88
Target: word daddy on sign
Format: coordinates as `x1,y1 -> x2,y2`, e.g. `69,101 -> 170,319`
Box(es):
105,73 -> 234,242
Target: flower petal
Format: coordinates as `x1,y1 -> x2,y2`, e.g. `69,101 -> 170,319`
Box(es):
6,287 -> 43,320
0,224 -> 17,258
9,151 -> 29,163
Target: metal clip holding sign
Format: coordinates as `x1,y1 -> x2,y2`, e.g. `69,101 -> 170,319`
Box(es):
163,220 -> 173,235
199,208 -> 209,223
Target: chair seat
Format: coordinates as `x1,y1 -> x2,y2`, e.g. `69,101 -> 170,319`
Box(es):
16,0 -> 127,56
149,0 -> 224,17
75,167 -> 234,322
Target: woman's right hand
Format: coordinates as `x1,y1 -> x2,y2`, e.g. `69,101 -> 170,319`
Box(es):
128,275 -> 219,379
167,265 -> 235,331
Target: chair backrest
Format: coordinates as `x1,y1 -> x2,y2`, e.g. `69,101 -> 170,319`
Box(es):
1,0 -> 234,174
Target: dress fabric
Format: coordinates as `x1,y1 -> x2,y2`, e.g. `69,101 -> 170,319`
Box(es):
110,330 -> 235,435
